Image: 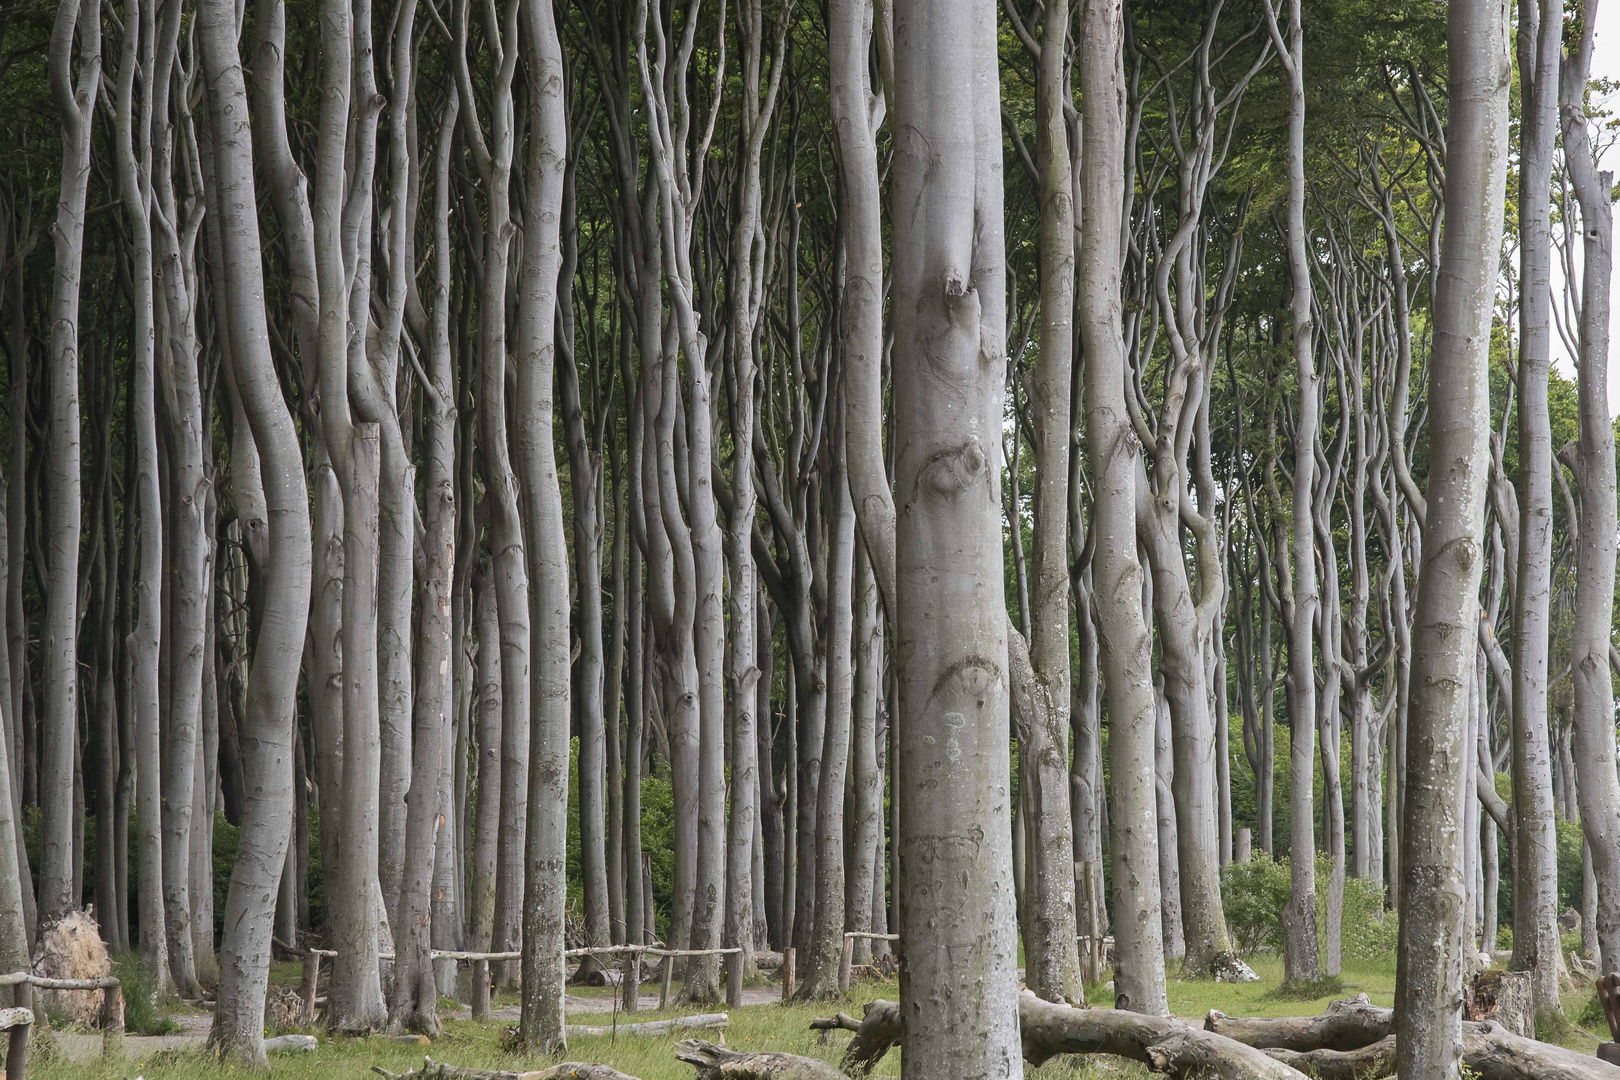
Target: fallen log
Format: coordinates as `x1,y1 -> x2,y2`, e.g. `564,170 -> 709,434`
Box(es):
264,1034 -> 319,1054
566,1013 -> 728,1038
1020,993 -> 1310,1079
674,1039 -> 847,1080
372,1058 -> 642,1080
1262,1035 -> 1398,1079
1259,1021 -> 1620,1080
1204,993 -> 1393,1051
811,993 -> 1310,1079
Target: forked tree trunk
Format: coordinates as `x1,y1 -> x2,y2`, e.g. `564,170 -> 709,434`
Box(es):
1393,0 -> 1510,1072
891,1 -> 1024,1072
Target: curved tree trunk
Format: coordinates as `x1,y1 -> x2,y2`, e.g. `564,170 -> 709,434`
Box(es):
198,0 -> 314,1052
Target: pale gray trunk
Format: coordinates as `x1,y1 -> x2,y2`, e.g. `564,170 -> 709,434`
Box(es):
1078,0 -> 1166,1014
150,0 -> 206,996
1509,0 -> 1566,1020
110,0 -> 173,993
1017,0 -> 1081,1004
330,425 -> 388,1033
1260,0 -> 1319,988
1392,0 -> 1509,1071
1561,0 -> 1620,975
40,0 -> 101,926
1155,687 -> 1184,961
451,0 -> 527,990
199,0 -> 314,1050
389,87 -> 458,1039
891,1 -> 1024,1072
514,0 -> 569,1047
722,0 -> 785,1005
828,0 -> 894,614
802,433 -> 853,1002
846,544 -> 881,969
469,569 -> 501,1019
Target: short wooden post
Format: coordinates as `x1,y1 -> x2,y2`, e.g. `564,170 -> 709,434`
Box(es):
470,958 -> 491,1022
1235,827 -> 1252,864
4,984 -> 31,1080
100,982 -> 124,1059
659,954 -> 674,1011
838,935 -> 855,995
299,952 -> 320,1026
781,947 -> 795,1001
622,949 -> 640,1014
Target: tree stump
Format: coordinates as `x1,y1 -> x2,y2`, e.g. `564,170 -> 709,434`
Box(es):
1465,970 -> 1533,1038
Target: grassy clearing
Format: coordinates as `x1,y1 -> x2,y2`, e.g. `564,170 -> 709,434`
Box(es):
17,957 -> 1612,1079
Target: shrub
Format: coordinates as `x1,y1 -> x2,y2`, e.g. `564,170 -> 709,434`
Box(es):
1220,853 -> 1292,954
1220,852 -> 1397,963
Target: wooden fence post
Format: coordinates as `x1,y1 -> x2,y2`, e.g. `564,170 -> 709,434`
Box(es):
99,982 -> 123,1059
782,947 -> 795,1001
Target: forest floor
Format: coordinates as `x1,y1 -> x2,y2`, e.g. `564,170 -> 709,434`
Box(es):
17,955 -> 1613,1079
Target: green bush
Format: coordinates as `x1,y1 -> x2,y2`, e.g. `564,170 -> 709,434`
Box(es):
1220,853 -> 1292,954
1220,852 -> 1397,963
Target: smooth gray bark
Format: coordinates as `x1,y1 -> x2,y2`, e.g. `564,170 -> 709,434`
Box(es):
1509,0 -> 1566,1020
1561,0 -> 1620,976
198,0 -> 313,1050
514,0 -> 569,1047
390,87 -> 459,1040
1260,0 -> 1319,988
891,1 -> 1024,1072
1078,0 -> 1167,1015
1393,0 -> 1510,1071
40,0 -> 101,927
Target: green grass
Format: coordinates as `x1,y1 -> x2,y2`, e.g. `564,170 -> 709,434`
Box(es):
15,956 -> 1611,1079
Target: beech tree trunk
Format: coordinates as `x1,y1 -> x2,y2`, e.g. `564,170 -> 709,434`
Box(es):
891,1 -> 1024,1072
40,0 -> 102,928
1078,0 -> 1167,1014
514,0 -> 569,1047
1393,0 -> 1510,1071
1509,0 -> 1566,1019
1560,0 -> 1620,978
389,86 -> 459,1040
198,0 -> 314,1051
